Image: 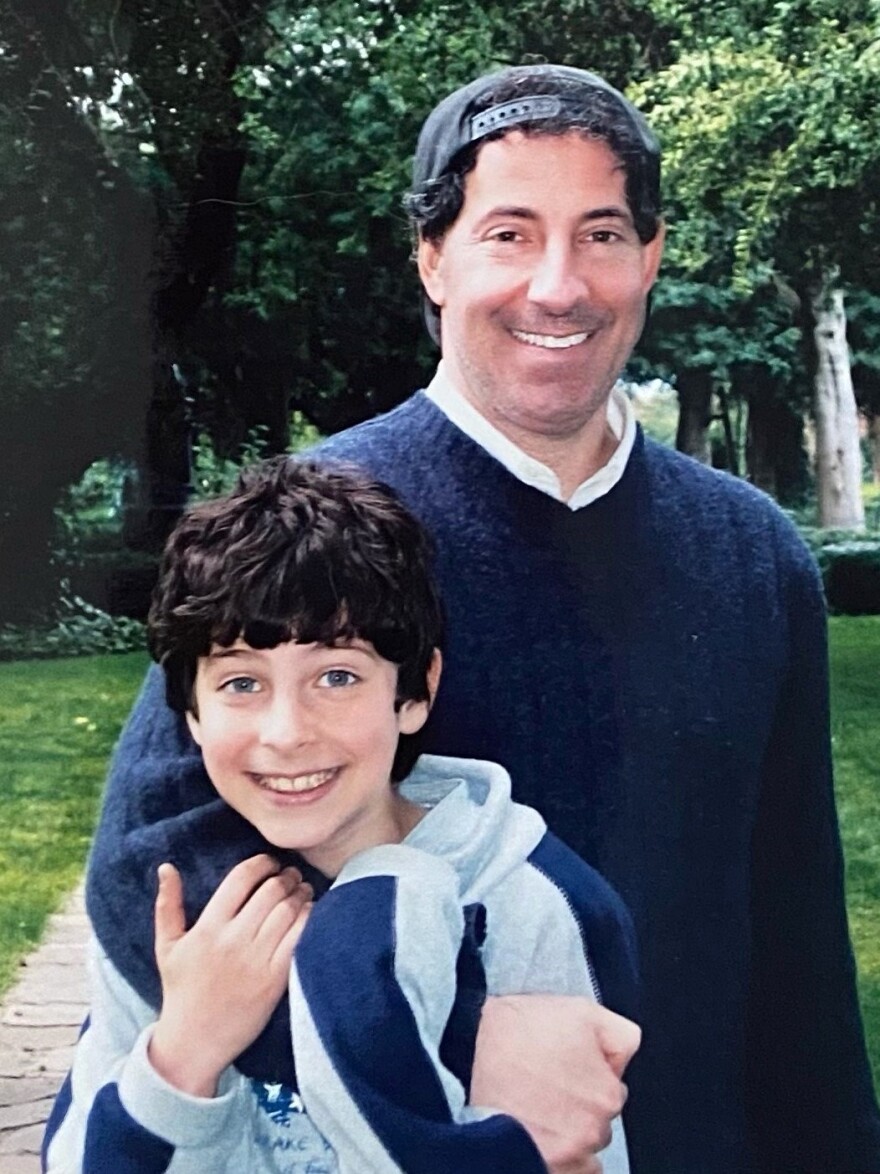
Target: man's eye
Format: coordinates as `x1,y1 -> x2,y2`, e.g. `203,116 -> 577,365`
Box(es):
319,669 -> 358,688
488,230 -> 521,243
588,229 -> 620,243
221,676 -> 260,694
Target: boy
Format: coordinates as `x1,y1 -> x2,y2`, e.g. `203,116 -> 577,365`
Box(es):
43,458 -> 638,1174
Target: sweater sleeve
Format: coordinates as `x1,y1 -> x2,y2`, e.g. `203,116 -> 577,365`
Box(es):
745,528 -> 880,1170
42,940 -> 249,1174
288,843 -> 547,1174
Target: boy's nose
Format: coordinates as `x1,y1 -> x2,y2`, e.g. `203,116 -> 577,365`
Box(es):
258,695 -> 314,749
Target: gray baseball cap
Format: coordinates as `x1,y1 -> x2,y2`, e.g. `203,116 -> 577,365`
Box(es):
412,63 -> 659,192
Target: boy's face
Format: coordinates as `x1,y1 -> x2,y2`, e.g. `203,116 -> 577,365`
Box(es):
186,638 -> 435,877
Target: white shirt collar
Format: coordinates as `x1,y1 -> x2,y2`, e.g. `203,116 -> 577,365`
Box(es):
424,361 -> 636,510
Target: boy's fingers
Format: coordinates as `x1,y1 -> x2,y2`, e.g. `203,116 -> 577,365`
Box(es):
202,854 -> 287,924
277,901 -> 312,963
154,863 -> 187,949
253,876 -> 314,944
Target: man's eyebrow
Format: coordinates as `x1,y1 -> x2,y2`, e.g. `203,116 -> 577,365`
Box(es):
476,205 -> 539,226
475,203 -> 633,228
583,205 -> 631,221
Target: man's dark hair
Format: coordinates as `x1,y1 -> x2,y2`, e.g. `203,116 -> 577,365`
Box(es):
148,457 -> 444,781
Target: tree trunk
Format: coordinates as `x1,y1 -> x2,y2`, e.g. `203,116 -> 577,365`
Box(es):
715,383 -> 739,475
737,363 -> 809,505
675,368 -> 713,464
868,411 -> 880,485
810,272 -> 865,530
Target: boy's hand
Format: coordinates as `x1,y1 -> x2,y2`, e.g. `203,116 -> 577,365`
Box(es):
149,854 -> 312,1097
470,994 -> 640,1174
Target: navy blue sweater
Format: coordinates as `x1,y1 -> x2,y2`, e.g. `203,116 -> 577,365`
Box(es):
314,394 -> 880,1173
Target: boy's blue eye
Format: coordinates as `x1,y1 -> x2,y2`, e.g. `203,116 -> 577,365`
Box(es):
319,669 -> 358,688
221,676 -> 260,694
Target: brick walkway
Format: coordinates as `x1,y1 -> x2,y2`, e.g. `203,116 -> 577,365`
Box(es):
0,887 -> 89,1174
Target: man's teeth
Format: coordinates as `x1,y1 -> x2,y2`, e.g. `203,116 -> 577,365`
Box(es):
512,329 -> 590,349
257,770 -> 335,794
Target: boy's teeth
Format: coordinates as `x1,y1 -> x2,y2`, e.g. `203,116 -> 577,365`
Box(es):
512,329 -> 589,349
259,770 -> 335,793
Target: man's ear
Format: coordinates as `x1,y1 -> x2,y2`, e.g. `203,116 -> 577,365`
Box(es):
397,649 -> 443,736
185,709 -> 203,748
417,237 -> 447,309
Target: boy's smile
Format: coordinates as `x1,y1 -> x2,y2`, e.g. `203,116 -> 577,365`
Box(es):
186,638 -> 435,876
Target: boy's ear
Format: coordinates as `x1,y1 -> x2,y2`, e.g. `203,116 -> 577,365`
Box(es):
425,647 -> 442,703
397,649 -> 443,736
185,709 -> 203,748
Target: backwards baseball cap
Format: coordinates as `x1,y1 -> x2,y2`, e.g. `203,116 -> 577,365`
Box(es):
409,64 -> 661,344
412,63 -> 659,193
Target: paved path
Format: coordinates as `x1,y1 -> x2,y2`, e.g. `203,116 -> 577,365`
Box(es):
0,887 -> 89,1174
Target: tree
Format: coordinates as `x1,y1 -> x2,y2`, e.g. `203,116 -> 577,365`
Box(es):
849,288 -> 880,486
633,5 -> 880,525
0,0 -> 156,618
0,0 -> 281,616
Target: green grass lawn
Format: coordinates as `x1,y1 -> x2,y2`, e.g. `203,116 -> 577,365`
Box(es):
829,615 -> 880,1089
0,651 -> 148,992
0,630 -> 877,1089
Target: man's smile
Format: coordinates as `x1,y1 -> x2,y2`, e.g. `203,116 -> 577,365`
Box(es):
511,329 -> 592,350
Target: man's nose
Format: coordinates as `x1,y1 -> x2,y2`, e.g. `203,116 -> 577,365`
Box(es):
527,242 -> 587,312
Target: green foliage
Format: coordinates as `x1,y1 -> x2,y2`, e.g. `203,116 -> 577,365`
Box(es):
53,460 -> 132,568
634,12 -> 880,290
189,412 -> 323,500
191,424 -> 273,501
0,650 -> 149,993
0,594 -> 146,661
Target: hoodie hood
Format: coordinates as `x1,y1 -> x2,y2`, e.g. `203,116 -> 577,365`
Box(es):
401,754 -> 546,900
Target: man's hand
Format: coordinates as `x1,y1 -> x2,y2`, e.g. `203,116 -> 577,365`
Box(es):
148,854 -> 312,1097
470,994 -> 641,1174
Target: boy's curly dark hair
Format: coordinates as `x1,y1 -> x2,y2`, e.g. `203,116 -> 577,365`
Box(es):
148,457 -> 444,781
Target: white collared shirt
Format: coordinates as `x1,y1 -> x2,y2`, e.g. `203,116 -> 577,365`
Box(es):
424,362 -> 637,511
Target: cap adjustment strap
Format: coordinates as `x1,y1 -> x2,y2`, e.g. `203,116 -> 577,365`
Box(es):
469,95 -> 563,140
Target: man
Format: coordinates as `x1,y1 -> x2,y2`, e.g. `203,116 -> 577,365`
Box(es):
85,65 -> 879,1171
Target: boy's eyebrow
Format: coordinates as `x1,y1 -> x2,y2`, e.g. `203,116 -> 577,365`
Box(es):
204,646 -> 254,662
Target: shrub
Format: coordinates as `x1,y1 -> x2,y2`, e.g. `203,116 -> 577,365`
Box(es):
819,543 -> 880,615
793,524 -> 880,615
66,551 -> 159,621
0,592 -> 146,661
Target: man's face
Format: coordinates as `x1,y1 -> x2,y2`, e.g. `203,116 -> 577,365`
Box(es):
418,132 -> 664,447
